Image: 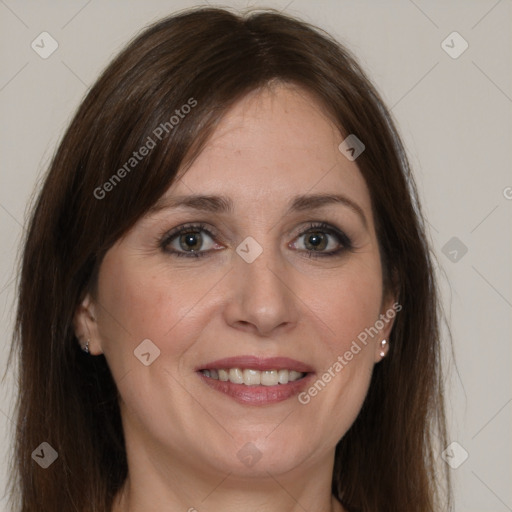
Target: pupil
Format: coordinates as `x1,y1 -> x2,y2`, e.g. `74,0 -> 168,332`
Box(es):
307,233 -> 326,250
181,232 -> 201,251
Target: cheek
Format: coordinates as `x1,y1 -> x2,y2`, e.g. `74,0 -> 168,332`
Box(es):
94,251 -> 225,371
98,254 -> 184,337
297,255 -> 382,437
94,254 -> 177,363
320,255 -> 384,353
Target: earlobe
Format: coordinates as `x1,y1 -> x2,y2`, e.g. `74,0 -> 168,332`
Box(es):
379,339 -> 388,358
73,294 -> 101,355
375,293 -> 400,363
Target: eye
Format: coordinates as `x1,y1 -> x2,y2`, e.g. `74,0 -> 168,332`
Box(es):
290,222 -> 352,258
160,223 -> 222,258
159,221 -> 352,259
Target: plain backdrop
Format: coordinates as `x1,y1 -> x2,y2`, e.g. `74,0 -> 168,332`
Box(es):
1,1 -> 511,511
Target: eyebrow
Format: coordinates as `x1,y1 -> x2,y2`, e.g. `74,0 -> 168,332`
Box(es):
148,193 -> 368,228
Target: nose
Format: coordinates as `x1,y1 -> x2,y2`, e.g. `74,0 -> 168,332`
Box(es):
222,242 -> 300,337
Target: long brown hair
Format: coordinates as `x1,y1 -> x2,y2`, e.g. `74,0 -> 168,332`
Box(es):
8,6 -> 451,511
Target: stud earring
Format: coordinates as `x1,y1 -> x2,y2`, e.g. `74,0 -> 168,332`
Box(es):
380,339 -> 387,358
81,339 -> 90,354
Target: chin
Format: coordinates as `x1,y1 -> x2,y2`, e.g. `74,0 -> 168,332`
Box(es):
203,437 -> 314,478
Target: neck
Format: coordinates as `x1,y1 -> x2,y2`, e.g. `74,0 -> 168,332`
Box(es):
113,476 -> 345,512
111,431 -> 345,512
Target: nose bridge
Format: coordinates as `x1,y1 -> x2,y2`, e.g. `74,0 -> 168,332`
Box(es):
240,244 -> 281,293
226,234 -> 298,334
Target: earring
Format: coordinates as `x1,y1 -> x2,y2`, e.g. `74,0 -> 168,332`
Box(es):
380,339 -> 387,358
81,339 -> 90,354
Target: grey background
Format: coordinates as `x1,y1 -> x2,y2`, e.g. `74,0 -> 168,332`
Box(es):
1,1 -> 511,510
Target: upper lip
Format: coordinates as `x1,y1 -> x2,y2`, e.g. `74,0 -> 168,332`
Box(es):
196,356 -> 315,373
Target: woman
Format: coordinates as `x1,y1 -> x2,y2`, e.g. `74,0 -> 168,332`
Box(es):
9,6 -> 451,512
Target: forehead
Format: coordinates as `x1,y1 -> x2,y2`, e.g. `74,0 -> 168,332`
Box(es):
163,84 -> 372,217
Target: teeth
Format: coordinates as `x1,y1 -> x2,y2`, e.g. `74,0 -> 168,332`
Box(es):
243,369 -> 261,385
201,368 -> 306,386
261,370 -> 278,386
289,370 -> 302,381
278,369 -> 289,384
218,369 -> 229,381
229,368 -> 244,384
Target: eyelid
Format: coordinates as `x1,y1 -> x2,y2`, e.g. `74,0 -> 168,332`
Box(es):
292,221 -> 351,245
160,222 -> 216,240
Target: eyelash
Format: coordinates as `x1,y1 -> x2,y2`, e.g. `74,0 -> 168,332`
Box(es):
158,222 -> 353,259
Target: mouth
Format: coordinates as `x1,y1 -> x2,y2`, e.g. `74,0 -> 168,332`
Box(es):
196,356 -> 315,405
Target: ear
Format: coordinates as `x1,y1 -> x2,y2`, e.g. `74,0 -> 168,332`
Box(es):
73,293 -> 103,355
373,289 -> 401,363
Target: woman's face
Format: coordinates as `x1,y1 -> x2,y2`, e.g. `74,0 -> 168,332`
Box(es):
76,84 -> 395,480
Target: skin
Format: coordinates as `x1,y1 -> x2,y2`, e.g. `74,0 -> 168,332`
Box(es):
74,83 -> 396,512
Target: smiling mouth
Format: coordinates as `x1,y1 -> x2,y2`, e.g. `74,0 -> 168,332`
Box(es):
199,368 -> 308,386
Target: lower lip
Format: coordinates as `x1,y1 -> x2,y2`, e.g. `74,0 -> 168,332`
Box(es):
197,372 -> 314,405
